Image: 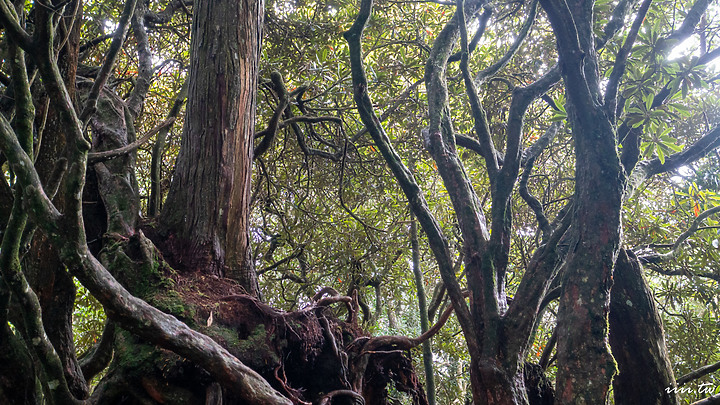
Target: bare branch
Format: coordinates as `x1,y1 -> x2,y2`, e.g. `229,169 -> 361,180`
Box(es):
504,65 -> 562,173
521,121 -> 561,167
257,248 -> 303,275
503,200 -> 571,356
0,115 -> 61,226
144,0 -> 194,26
79,33 -> 114,53
79,322 -> 116,381
356,296 -> 457,354
276,115 -> 343,130
677,360 -> 720,387
126,0 -> 153,118
603,0 -> 653,122
597,0 -> 640,48
458,0 -> 499,178
657,0 -> 711,53
539,328 -> 557,370
254,72 -> 290,159
88,117 -> 176,163
148,80 -> 188,216
691,394 -> 720,405
343,0 -> 477,350
519,157 -> 551,238
79,0 -> 139,123
0,114 -> 78,403
0,0 -> 33,50
312,287 -> 340,302
448,6 -> 492,63
474,0 -> 538,83
348,78 -> 424,143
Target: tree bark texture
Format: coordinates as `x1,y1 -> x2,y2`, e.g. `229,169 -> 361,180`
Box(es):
610,250 -> 680,405
160,0 -> 262,295
540,0 -> 623,403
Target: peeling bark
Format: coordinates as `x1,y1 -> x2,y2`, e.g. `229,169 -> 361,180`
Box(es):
159,0 -> 261,295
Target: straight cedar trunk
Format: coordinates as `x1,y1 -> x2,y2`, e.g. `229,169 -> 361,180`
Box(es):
609,250 -> 679,405
160,0 -> 262,295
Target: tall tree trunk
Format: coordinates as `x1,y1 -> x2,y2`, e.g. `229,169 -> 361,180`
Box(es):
610,250 -> 679,405
159,0 -> 262,295
540,1 -> 623,403
553,115 -> 622,404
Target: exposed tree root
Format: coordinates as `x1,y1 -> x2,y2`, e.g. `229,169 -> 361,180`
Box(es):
91,232 -> 429,404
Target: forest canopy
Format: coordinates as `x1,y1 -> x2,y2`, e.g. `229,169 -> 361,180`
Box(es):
2,0 -> 720,404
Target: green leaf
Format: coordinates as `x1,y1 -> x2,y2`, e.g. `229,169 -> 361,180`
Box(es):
644,93 -> 654,111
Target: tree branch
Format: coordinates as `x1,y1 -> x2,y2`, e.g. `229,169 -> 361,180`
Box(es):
596,0 -> 640,49
0,115 -> 61,226
87,117 -> 176,163
144,0 -> 193,26
0,0 -> 33,51
257,248 -> 304,275
677,360 -> 720,387
474,0 -> 538,84
519,157 -> 551,239
629,126 -> 720,192
691,394 -> 720,405
645,264 -> 720,283
148,80 -> 188,216
521,120 -> 561,167
79,322 -> 116,381
657,0 -> 711,53
487,65 -> 561,294
448,6 -> 491,63
638,205 -> 720,263
458,0 -> 498,179
603,0 -> 653,122
343,0 -> 477,351
348,78 -> 425,143
79,33 -> 114,53
358,296 -> 457,353
79,0 -> 139,123
254,72 -> 290,159
126,0 -> 153,118
271,115 -> 343,132
0,116 -> 79,403
503,199 -> 570,358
